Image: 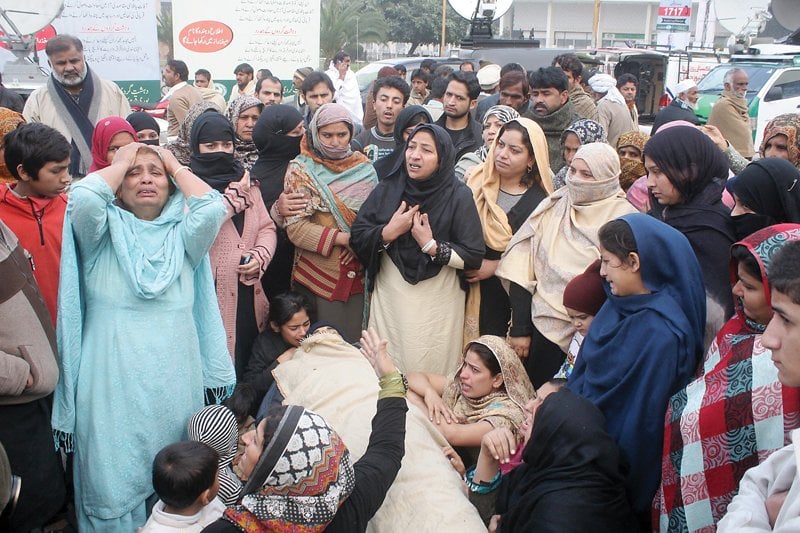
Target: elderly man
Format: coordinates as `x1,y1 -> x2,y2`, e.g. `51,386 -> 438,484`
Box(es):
708,68 -> 754,159
651,79 -> 700,134
589,73 -> 636,147
23,34 -> 131,177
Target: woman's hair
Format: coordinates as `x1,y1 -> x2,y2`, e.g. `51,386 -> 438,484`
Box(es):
731,245 -> 761,280
222,383 -> 258,426
598,219 -> 638,263
406,112 -> 429,131
267,291 -> 311,326
258,405 -> 289,449
465,342 -> 502,376
498,120 -> 540,187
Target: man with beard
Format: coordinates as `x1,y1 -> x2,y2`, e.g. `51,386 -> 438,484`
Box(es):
523,66 -> 579,173
227,63 -> 256,109
23,35 -> 131,178
651,79 -> 700,134
352,76 -> 410,162
255,75 -> 284,106
708,68 -> 754,159
552,53 -> 597,121
434,71 -> 482,159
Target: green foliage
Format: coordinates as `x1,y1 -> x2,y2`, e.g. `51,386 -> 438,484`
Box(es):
378,0 -> 470,55
157,6 -> 173,57
320,0 -> 387,67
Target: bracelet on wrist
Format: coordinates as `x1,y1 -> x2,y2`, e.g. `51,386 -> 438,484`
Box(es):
421,239 -> 436,254
173,166 -> 191,178
465,466 -> 502,494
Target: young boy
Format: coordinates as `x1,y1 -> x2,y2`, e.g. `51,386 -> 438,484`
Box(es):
555,259 -> 606,379
139,441 -> 225,533
718,240 -> 800,530
0,123 -> 71,325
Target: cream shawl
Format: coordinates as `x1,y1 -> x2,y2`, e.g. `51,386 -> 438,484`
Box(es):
495,142 -> 637,351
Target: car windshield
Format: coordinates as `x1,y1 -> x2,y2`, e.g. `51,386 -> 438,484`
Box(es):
356,63 -> 389,91
697,64 -> 777,102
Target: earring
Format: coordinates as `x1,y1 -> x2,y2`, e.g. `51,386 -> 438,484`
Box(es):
526,164 -> 533,173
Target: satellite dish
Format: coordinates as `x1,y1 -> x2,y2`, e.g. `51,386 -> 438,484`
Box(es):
448,0 -> 513,22
0,0 -> 63,38
772,0 -> 800,33
714,0 -> 770,36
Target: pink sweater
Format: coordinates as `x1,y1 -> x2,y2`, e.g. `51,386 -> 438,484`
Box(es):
210,181 -> 277,359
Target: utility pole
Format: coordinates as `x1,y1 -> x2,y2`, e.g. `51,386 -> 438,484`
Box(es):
441,0 -> 447,55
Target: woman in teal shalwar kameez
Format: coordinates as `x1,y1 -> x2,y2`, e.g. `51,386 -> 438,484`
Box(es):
52,143 -> 236,532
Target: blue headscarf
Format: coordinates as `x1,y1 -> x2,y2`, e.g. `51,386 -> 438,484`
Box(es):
568,213 -> 705,513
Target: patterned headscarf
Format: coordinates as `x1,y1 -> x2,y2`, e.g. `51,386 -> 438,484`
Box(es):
475,105 -> 521,161
188,404 -> 242,506
223,406 -> 355,532
760,113 -> 800,167
163,100 -> 221,165
225,95 -> 263,170
0,108 -> 25,183
560,119 -> 607,146
442,335 -> 535,434
616,130 -> 650,191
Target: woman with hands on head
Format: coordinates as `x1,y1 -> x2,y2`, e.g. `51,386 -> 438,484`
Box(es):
188,111 -> 277,378
54,141 -> 235,531
351,123 -> 485,375
201,327 -> 408,533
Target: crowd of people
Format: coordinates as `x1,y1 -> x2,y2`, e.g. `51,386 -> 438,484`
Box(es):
3,32 -> 800,533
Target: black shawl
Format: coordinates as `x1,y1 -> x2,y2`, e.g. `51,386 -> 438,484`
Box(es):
732,157 -> 800,237
250,105 -> 304,210
496,388 -> 635,533
350,123 -> 484,288
646,126 -> 736,319
373,105 -> 431,180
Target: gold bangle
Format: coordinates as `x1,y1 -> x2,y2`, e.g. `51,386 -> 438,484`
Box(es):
173,166 -> 191,178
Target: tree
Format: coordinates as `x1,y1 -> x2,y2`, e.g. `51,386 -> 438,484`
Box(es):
320,0 -> 387,67
378,0 -> 470,56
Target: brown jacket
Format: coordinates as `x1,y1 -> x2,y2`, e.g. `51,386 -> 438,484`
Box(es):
0,221 -> 59,405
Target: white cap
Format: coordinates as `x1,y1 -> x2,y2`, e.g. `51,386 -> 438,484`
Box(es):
477,64 -> 501,91
588,73 -> 615,93
671,78 -> 697,98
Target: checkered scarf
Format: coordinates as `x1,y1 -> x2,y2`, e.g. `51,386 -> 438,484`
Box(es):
223,406 -> 355,532
654,225 -> 800,531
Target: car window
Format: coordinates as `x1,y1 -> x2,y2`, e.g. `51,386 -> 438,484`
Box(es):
772,69 -> 800,100
697,65 -> 777,101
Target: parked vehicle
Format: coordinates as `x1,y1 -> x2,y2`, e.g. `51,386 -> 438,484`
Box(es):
694,44 -> 800,148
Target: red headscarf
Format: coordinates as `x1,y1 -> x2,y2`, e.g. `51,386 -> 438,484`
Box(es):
89,116 -> 136,172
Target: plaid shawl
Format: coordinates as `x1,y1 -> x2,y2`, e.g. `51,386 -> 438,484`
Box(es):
655,224 -> 800,532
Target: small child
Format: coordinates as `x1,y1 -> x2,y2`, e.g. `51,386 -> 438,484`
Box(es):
187,404 -> 243,506
556,259 -> 606,379
139,441 -> 225,533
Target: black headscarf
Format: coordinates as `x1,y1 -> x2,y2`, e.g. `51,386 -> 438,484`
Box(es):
189,111 -> 245,192
496,388 -> 635,533
644,125 -> 736,321
644,126 -> 729,205
125,111 -> 160,146
373,105 -> 432,180
350,123 -> 484,287
731,158 -> 800,240
250,105 -> 304,209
